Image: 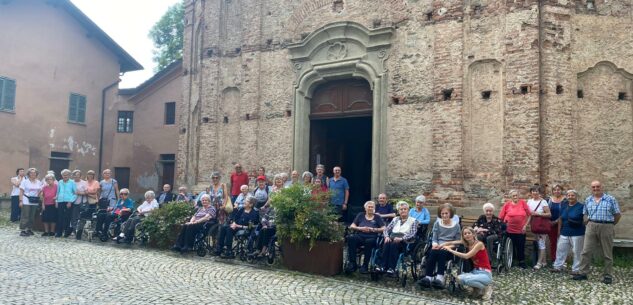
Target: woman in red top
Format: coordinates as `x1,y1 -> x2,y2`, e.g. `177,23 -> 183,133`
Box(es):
41,174 -> 58,236
442,227 -> 493,300
498,189 -> 531,269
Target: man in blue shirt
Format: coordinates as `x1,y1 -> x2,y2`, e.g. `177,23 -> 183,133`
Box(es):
573,181 -> 622,284
328,166 -> 349,219
375,193 -> 395,223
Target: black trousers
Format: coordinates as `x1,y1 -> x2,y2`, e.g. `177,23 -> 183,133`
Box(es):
10,195 -> 21,222
255,227 -> 276,251
425,249 -> 453,276
347,234 -> 377,267
174,222 -> 205,249
507,233 -> 526,263
55,202 -> 73,236
381,241 -> 405,270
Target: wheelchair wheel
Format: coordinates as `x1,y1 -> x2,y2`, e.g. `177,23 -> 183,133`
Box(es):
503,237 -> 513,271
196,245 -> 208,257
266,246 -> 276,265
400,272 -> 407,288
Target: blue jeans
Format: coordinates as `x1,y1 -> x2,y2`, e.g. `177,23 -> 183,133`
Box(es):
10,196 -> 21,222
458,269 -> 492,289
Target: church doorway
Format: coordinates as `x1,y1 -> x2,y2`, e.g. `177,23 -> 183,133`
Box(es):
309,79 -> 372,221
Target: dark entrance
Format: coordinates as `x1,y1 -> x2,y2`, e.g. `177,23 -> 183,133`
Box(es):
309,79 -> 372,221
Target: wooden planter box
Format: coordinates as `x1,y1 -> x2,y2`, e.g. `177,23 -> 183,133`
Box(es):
281,239 -> 343,276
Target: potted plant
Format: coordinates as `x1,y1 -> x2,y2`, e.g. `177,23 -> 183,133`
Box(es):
142,201 -> 195,249
271,184 -> 345,276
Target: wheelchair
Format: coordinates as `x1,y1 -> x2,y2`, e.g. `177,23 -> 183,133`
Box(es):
418,240 -> 467,294
343,234 -> 381,275
491,224 -> 513,274
75,204 -> 98,242
246,226 -> 281,265
101,210 -> 131,242
368,226 -> 427,287
193,221 -> 218,257
114,212 -> 150,246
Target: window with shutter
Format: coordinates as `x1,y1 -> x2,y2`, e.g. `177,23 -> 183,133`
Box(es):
0,77 -> 16,112
68,93 -> 86,123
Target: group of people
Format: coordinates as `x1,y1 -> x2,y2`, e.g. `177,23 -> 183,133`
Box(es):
172,163 -> 349,259
9,167 -> 170,242
10,165 -> 623,300
343,181 -> 622,301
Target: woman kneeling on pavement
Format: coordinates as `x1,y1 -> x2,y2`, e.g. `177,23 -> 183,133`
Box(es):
345,200 -> 385,274
173,194 -> 217,253
378,201 -> 418,276
441,227 -> 494,300
117,190 -> 159,242
418,203 -> 461,288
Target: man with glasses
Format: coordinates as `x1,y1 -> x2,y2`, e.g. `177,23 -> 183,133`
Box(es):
230,163 -> 249,202
573,181 -> 622,284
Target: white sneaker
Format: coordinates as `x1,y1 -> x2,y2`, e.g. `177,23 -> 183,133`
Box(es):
482,285 -> 493,300
118,233 -> 125,238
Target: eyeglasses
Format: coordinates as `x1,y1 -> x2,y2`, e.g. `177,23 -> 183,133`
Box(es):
212,177 -> 220,179
120,193 -> 128,196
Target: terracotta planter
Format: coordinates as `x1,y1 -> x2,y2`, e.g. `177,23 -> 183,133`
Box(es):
281,239 -> 343,276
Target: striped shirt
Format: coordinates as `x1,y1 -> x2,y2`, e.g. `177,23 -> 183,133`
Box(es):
583,193 -> 620,223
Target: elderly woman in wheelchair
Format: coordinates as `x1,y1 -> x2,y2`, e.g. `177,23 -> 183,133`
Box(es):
418,203 -> 461,289
441,226 -> 494,300
117,190 -> 159,243
376,201 -> 419,277
345,200 -> 386,274
215,196 -> 259,258
172,194 -> 217,253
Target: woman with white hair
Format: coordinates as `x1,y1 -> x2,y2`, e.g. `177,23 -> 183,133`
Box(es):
55,169 -> 77,237
345,200 -> 386,274
18,168 -> 44,237
118,190 -> 159,242
473,202 -> 502,265
378,201 -> 419,276
70,170 -> 87,235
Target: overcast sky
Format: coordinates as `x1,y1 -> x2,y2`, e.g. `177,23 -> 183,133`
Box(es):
70,0 -> 181,89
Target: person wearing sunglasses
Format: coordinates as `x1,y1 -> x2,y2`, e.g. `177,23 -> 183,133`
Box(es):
96,188 -> 133,241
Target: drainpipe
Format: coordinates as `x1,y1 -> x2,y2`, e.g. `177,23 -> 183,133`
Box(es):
98,78 -> 122,177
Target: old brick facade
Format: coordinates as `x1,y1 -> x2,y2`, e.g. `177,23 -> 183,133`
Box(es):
179,0 -> 633,237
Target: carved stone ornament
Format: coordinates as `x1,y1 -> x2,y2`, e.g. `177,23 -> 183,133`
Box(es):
326,42 -> 347,60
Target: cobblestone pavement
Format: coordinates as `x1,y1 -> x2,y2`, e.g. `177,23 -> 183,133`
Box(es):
0,226 -> 458,305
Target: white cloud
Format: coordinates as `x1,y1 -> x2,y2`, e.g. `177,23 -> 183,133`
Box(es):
70,0 -> 181,88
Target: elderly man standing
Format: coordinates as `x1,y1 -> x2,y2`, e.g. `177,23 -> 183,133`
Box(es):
157,184 -> 175,206
573,181 -> 622,284
375,193 -> 396,223
230,163 -> 250,202
328,166 -> 349,220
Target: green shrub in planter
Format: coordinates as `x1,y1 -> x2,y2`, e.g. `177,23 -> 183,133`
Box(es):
271,184 -> 344,249
142,201 -> 195,249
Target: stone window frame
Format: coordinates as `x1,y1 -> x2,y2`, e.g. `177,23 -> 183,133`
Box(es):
288,21 -> 393,196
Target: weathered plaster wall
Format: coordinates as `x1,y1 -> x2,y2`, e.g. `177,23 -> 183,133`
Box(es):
0,0 -> 121,193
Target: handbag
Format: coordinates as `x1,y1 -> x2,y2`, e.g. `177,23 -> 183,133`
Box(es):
27,196 -> 41,204
98,180 -> 114,208
224,195 -> 234,214
530,200 -> 551,234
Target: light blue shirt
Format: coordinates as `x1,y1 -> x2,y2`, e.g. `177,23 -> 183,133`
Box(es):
56,179 -> 77,203
583,193 -> 620,223
409,207 -> 430,224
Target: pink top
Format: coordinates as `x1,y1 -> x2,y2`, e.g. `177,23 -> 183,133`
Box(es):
499,200 -> 530,234
42,184 -> 57,206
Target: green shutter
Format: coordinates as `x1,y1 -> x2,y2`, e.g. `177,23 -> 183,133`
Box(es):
77,95 -> 86,123
1,78 -> 16,111
68,94 -> 77,121
5,79 -> 15,111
